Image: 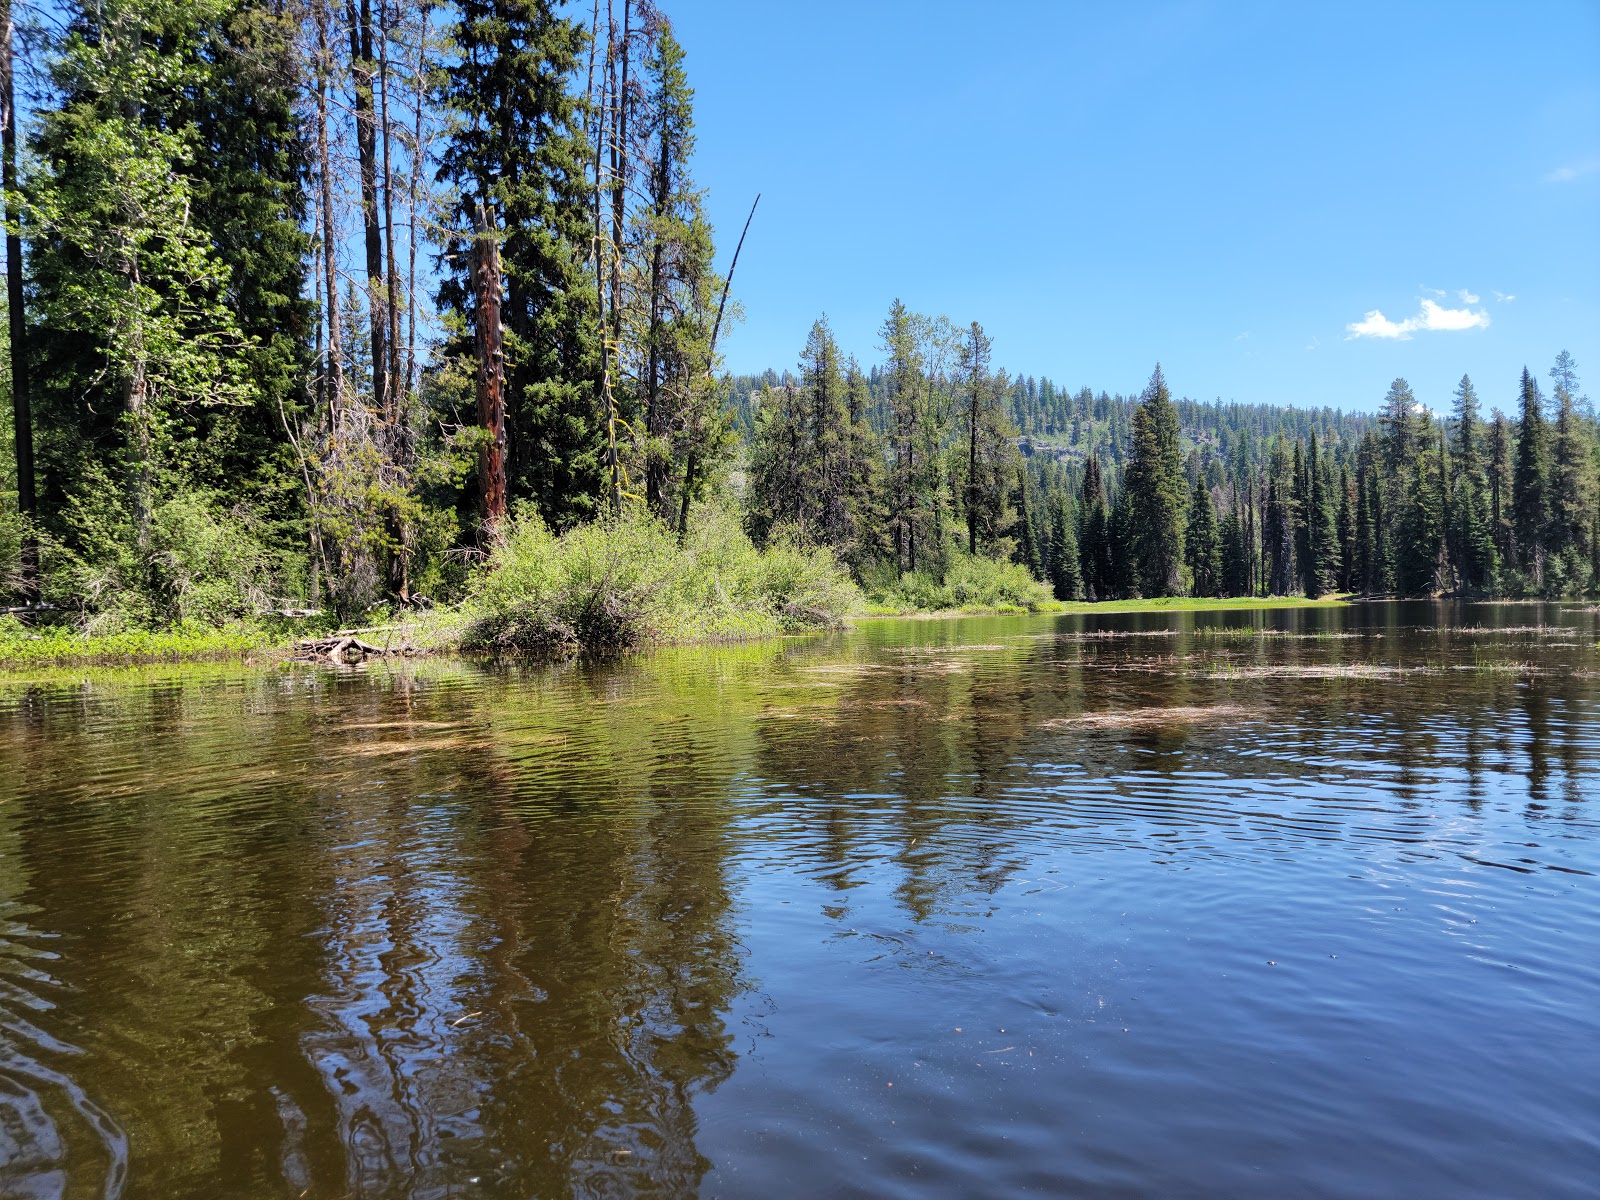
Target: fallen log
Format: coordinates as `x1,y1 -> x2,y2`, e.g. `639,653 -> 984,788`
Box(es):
291,632 -> 421,663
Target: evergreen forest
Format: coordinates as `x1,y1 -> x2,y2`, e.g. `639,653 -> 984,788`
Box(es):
0,0 -> 1596,643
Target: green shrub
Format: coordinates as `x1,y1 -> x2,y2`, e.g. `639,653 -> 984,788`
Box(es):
459,507 -> 862,655
38,471 -> 301,632
859,549 -> 1053,613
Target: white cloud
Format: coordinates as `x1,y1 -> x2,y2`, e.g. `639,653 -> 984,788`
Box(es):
1347,309 -> 1411,339
1421,286 -> 1446,298
1493,290 -> 1516,303
1458,289 -> 1479,304
1345,297 -> 1492,341
1415,299 -> 1490,332
1544,159 -> 1599,184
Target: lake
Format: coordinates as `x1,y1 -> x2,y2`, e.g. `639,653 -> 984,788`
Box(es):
0,602 -> 1597,1198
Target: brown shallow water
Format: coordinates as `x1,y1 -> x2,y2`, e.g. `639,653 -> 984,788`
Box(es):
0,601 -> 1597,1198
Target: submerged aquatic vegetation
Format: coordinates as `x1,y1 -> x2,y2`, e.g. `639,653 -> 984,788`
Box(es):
1040,704 -> 1261,730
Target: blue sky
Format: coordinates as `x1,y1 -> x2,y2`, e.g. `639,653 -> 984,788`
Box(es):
668,0 -> 1600,414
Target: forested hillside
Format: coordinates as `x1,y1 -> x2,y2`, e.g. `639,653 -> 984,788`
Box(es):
739,316 -> 1598,603
0,0 -> 1596,637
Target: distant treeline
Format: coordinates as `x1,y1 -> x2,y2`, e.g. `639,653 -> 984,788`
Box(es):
742,308 -> 1598,600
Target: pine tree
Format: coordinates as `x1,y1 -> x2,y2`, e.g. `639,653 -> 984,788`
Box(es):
744,382 -> 808,542
1124,364 -> 1186,595
1047,489 -> 1082,600
1078,455 -> 1112,600
1487,411 -> 1512,570
1511,366 -> 1549,585
1292,440 -> 1311,593
1305,432 -> 1338,597
1547,351 -> 1592,575
1263,441 -> 1296,595
1354,449 -> 1377,593
1184,478 -> 1222,596
801,317 -> 849,548
1450,375 -> 1496,591
841,356 -> 887,569
437,0 -> 600,528
880,299 -> 925,573
1336,462 -> 1355,592
956,321 -> 1017,557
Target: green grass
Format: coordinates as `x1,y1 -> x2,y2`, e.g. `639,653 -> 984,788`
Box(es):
1046,594 -> 1352,615
857,594 -> 1352,621
0,622 -> 276,669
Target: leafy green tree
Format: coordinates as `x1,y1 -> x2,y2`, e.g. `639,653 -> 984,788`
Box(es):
29,0 -> 256,553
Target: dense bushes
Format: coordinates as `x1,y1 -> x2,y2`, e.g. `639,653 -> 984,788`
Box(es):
858,550 -> 1054,613
459,507 -> 862,654
38,481 -> 305,633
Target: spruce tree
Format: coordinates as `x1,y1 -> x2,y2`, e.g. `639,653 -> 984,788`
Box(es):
956,321 -> 1017,558
1450,375 -> 1496,591
1078,455 -> 1112,600
1336,462 -> 1355,592
437,0 -> 600,528
1047,489 -> 1082,600
1305,432 -> 1338,596
1124,364 -> 1186,595
1184,478 -> 1222,597
1511,367 -> 1549,585
1547,351 -> 1592,577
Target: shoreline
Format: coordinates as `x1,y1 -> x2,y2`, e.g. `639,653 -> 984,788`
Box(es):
9,593 -> 1594,672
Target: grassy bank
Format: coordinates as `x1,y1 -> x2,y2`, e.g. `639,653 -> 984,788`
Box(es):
858,594 -> 1353,621
1,521 -> 1364,670
0,621 -> 279,669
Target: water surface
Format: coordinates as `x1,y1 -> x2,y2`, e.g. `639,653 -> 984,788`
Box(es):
1,602 -> 1597,1198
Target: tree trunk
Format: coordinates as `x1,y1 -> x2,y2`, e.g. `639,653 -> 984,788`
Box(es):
473,205 -> 507,530
377,0 -> 402,421
347,0 -> 386,416
316,0 -> 343,426
1,0 -> 34,599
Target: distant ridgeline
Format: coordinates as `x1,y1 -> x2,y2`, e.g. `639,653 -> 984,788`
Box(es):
728,368 -> 1374,476
735,311 -> 1599,603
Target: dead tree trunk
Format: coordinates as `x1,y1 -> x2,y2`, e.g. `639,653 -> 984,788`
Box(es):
315,0 -> 343,427
1,0 -> 34,599
473,204 -> 507,531
347,0 -> 387,417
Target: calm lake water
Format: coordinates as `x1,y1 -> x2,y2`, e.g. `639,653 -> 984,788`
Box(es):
0,602 -> 1597,1199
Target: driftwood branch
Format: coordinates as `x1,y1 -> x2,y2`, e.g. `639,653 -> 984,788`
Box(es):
291,625 -> 421,663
